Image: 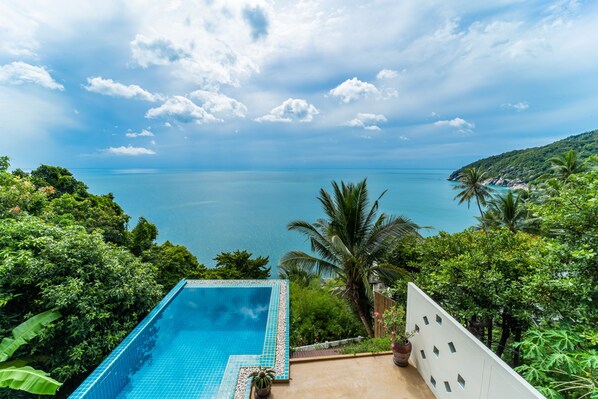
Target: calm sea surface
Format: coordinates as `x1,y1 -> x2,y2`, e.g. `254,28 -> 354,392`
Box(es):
72,169 -> 479,273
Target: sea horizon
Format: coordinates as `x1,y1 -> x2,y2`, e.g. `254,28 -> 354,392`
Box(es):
71,168 -> 481,275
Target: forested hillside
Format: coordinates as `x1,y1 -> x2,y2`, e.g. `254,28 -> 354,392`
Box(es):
448,129 -> 597,183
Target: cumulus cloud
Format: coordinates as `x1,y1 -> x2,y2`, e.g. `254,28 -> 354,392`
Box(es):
329,77 -> 381,103
434,117 -> 475,129
502,101 -> 529,111
130,34 -> 191,68
0,62 -> 64,90
84,77 -> 162,102
434,117 -> 475,134
243,6 -> 269,41
145,96 -> 219,124
190,90 -> 247,118
105,145 -> 156,156
255,98 -> 319,123
126,129 -> 154,138
346,113 -> 388,130
376,69 -> 399,79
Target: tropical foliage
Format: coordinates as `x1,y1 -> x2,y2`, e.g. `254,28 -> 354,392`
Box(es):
0,217 -> 163,391
280,179 -> 419,337
547,149 -> 589,183
515,325 -> 597,399
481,190 -> 534,233
0,310 -> 62,395
289,280 -> 365,347
453,167 -> 495,233
208,250 -> 271,279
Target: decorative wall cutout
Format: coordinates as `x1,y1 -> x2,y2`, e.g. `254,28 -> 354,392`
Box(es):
407,283 -> 546,399
457,374 -> 465,388
448,341 -> 456,353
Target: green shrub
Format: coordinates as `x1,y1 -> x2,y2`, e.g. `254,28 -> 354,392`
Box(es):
338,338 -> 390,355
289,280 -> 366,347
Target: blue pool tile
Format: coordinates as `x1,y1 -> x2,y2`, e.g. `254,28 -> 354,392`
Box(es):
70,280 -> 289,399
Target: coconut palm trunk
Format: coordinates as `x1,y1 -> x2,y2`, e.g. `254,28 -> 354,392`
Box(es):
475,194 -> 489,234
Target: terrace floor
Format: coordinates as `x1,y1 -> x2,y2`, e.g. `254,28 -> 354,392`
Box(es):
270,353 -> 435,398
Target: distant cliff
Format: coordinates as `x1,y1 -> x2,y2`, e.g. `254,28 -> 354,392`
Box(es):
448,129 -> 598,186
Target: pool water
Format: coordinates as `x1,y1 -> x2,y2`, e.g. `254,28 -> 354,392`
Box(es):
72,284 -> 272,399
121,287 -> 271,398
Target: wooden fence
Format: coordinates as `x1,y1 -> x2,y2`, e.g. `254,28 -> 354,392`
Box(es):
373,291 -> 396,338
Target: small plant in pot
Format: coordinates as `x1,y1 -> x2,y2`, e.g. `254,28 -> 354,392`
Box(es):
381,305 -> 415,367
250,367 -> 276,399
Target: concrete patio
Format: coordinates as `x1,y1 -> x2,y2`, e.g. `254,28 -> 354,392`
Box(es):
270,353 -> 434,399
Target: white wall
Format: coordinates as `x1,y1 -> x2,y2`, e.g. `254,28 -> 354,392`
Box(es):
406,283 -> 545,399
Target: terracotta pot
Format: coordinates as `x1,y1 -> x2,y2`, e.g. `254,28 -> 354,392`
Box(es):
254,387 -> 271,399
392,341 -> 412,367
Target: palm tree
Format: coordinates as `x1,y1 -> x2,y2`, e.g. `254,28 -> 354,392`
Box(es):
548,149 -> 587,183
278,262 -> 319,288
481,190 -> 532,233
279,179 -> 419,337
453,167 -> 495,234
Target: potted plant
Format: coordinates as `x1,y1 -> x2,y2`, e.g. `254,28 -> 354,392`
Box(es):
249,367 -> 275,399
380,305 -> 415,367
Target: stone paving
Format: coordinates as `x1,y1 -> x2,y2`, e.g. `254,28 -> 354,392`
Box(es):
270,354 -> 434,399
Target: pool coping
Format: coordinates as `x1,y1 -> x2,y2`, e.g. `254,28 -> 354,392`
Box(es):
69,279 -> 289,399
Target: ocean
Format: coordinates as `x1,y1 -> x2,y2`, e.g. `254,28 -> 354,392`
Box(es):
72,169 -> 479,274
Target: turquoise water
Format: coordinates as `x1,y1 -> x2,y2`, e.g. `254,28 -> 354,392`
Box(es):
115,286 -> 270,398
73,169 -> 479,272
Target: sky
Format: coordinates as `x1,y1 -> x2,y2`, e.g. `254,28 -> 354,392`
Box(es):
1,0 -> 597,170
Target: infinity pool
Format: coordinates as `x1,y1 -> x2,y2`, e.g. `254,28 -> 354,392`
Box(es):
70,280 -> 288,399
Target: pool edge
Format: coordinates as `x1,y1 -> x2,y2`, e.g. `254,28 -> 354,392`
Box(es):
69,279 -> 187,399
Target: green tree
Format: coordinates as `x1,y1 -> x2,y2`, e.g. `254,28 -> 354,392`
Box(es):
413,229 -> 576,364
143,241 -> 207,290
0,157 -> 9,173
46,193 -> 130,245
30,165 -> 87,197
0,217 -> 162,394
209,250 -> 270,279
129,217 -> 158,256
0,310 -> 62,396
0,174 -> 49,219
453,167 -> 494,234
482,190 -> 533,233
547,149 -> 588,183
530,169 -> 597,325
280,179 -> 419,337
11,169 -> 28,179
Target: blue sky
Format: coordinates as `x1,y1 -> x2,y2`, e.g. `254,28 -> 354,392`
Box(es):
1,0 -> 597,170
